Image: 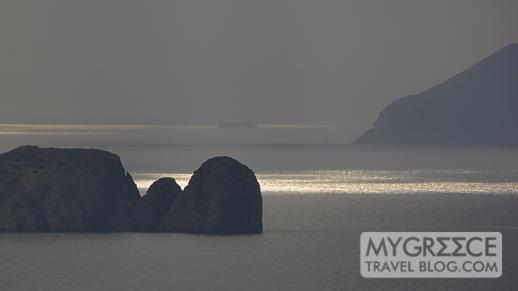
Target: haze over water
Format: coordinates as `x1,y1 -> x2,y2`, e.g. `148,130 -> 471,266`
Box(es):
2,123 -> 518,196
1,125 -> 518,290
1,1 -> 518,289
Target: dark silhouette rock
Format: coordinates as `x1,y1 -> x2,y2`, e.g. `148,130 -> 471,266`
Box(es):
0,146 -> 140,232
0,146 -> 263,234
161,157 -> 263,234
356,43 -> 518,147
131,177 -> 181,231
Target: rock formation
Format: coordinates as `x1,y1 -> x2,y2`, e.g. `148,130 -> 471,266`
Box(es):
0,146 -> 140,232
355,43 -> 518,147
161,157 -> 263,234
131,177 -> 181,231
0,146 -> 263,234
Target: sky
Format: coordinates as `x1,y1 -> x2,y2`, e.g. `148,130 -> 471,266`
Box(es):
1,0 -> 517,126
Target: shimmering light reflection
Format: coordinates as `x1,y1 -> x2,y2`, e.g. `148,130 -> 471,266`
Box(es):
132,169 -> 518,195
0,123 -> 217,135
0,123 -> 345,135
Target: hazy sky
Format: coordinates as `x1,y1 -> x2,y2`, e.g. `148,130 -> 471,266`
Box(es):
1,0 -> 517,125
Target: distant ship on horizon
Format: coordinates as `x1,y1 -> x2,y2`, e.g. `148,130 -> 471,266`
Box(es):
217,121 -> 259,128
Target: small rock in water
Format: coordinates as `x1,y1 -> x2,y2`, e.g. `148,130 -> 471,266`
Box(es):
131,177 -> 181,231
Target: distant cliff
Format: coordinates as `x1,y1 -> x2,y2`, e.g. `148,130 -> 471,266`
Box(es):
355,43 -> 518,147
0,146 -> 262,234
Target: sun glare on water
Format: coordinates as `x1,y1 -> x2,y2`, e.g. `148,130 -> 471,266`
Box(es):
132,169 -> 518,195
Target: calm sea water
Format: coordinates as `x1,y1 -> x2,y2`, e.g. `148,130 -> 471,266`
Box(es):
133,169 -> 518,195
1,195 -> 518,291
1,125 -> 518,290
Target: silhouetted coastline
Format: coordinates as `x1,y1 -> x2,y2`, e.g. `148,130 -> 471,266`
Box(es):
356,44 -> 518,147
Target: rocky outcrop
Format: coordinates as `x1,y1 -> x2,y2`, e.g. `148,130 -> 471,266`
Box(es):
161,157 -> 263,234
355,43 -> 518,147
0,146 -> 263,234
131,177 -> 181,231
0,146 -> 140,232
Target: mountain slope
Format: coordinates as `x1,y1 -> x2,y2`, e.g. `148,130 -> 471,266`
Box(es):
355,43 -> 518,147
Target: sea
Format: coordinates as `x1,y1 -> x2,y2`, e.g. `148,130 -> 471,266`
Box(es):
0,124 -> 518,290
